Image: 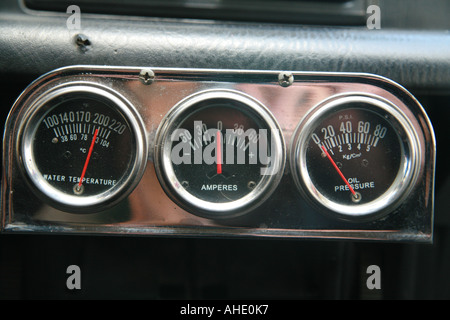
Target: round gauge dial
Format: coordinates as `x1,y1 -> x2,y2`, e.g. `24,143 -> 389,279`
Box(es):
20,84 -> 147,212
155,90 -> 285,219
291,94 -> 420,220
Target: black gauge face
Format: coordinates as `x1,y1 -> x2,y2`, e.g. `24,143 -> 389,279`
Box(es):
306,107 -> 402,206
291,96 -> 417,219
33,94 -> 134,194
173,104 -> 267,203
21,86 -> 147,212
155,90 -> 285,218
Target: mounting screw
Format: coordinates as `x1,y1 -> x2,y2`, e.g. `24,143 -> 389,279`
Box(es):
278,72 -> 294,87
75,34 -> 91,52
139,69 -> 155,85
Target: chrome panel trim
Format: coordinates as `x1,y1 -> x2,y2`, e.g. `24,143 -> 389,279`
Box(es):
1,66 -> 435,242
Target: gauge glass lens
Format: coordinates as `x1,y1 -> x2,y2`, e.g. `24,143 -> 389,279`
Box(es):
292,95 -> 417,218
21,86 -> 146,212
156,91 -> 285,218
306,107 -> 402,205
33,93 -> 134,194
173,103 -> 269,203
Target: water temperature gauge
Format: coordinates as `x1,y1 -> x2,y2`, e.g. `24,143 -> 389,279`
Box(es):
19,83 -> 147,212
290,94 -> 421,220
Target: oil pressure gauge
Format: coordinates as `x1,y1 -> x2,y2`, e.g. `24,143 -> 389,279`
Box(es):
19,83 -> 147,212
291,94 -> 421,220
154,90 -> 285,219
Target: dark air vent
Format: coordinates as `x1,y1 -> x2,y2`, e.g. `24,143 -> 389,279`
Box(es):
25,0 -> 367,26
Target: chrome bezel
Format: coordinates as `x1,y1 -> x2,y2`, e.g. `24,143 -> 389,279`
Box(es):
154,89 -> 286,219
290,93 -> 421,220
19,82 -> 148,212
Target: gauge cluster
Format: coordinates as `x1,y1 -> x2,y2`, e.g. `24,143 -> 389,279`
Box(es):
1,66 -> 435,242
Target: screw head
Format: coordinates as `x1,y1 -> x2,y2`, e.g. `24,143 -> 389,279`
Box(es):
139,69 -> 155,85
75,34 -> 91,52
181,181 -> 189,188
278,72 -> 294,87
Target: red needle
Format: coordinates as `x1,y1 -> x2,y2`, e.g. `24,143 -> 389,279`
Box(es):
321,145 -> 356,196
216,130 -> 222,174
78,128 -> 99,187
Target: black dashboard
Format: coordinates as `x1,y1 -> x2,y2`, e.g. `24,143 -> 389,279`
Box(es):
0,0 -> 449,301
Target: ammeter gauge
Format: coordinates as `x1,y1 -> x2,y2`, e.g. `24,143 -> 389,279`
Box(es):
154,90 -> 285,219
19,83 -> 147,212
290,94 -> 421,220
